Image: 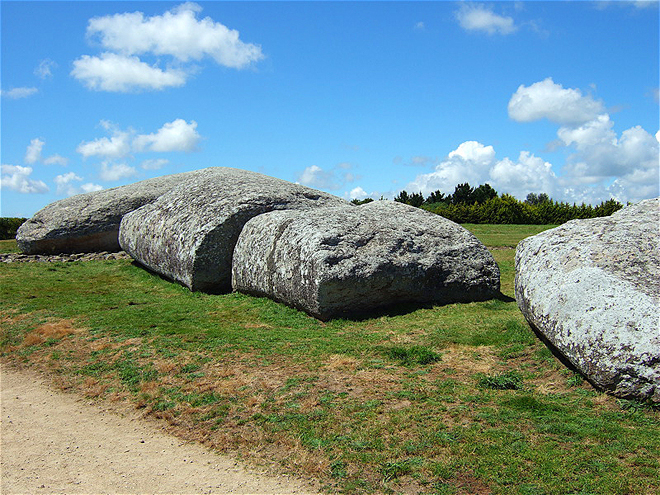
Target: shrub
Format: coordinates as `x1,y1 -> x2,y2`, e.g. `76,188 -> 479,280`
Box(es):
0,217 -> 27,240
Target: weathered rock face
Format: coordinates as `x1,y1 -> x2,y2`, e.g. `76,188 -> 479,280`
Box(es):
232,201 -> 501,320
16,172 -> 198,254
515,198 -> 660,403
119,167 -> 351,293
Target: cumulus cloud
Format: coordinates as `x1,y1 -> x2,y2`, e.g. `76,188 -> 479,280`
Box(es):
297,165 -> 338,189
455,4 -> 517,35
87,2 -> 263,67
132,119 -> 200,152
100,162 -> 138,181
71,53 -> 187,92
73,3 -> 263,92
1,87 -> 38,99
508,78 -> 605,126
407,141 -> 557,200
559,119 -> 659,191
81,183 -> 105,193
54,172 -> 82,195
55,172 -> 103,196
141,158 -> 169,170
1,165 -> 49,194
348,186 -> 369,200
297,162 -> 358,190
406,79 -> 658,204
44,154 -> 69,166
77,123 -> 132,159
77,119 -> 200,160
25,138 -> 45,164
34,59 -> 57,79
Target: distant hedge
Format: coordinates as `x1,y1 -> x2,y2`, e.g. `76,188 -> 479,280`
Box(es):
0,218 -> 27,240
377,183 -> 625,225
422,195 -> 623,225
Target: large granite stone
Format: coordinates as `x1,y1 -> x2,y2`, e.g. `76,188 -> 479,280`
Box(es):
232,201 -> 501,320
119,167 -> 351,293
16,172 -> 197,254
515,198 -> 660,402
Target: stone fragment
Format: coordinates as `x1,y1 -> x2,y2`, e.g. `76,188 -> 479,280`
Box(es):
16,172 -> 197,254
232,201 -> 501,320
515,198 -> 660,402
119,167 -> 351,293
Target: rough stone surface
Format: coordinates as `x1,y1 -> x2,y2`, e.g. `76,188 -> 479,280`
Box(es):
232,201 -> 501,320
16,172 -> 198,254
515,198 -> 660,402
0,251 -> 132,263
119,167 -> 351,293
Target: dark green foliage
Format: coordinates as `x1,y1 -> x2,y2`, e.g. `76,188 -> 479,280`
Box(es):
382,345 -> 442,366
478,371 -> 524,390
426,190 -> 446,204
525,192 -> 551,205
427,194 -> 623,224
473,183 -> 498,204
450,182 -> 475,205
388,185 -> 623,224
350,198 -> 374,205
394,190 -> 424,207
0,217 -> 27,240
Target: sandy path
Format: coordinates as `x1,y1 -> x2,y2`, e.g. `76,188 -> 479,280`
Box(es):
1,364 -> 319,494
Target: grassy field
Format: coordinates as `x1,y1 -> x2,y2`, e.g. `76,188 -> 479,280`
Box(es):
1,224 -> 658,494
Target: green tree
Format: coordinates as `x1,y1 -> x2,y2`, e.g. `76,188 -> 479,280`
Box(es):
473,183 -> 498,204
451,183 -> 475,205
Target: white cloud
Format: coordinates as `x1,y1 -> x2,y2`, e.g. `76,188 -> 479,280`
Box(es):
34,59 -> 57,79
560,120 -> 659,188
100,162 -> 138,181
54,172 -> 82,195
55,172 -> 103,196
1,165 -> 49,194
508,78 -> 605,126
489,152 -> 557,199
77,119 -> 201,162
77,124 -> 132,159
24,138 -> 45,164
297,165 -> 338,189
296,162 -> 359,190
71,53 -> 187,92
455,4 -> 517,35
1,87 -> 38,99
132,119 -> 200,152
73,3 -> 263,92
414,21 -> 425,31
348,186 -> 369,200
141,158 -> 169,170
403,79 -> 658,205
44,154 -> 69,166
81,183 -> 104,193
86,2 -> 263,68
407,141 -> 557,200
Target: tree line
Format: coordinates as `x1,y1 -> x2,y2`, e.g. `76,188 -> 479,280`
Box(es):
352,183 -> 624,224
0,218 -> 27,240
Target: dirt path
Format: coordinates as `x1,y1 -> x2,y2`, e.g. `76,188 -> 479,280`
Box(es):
1,364 -> 319,494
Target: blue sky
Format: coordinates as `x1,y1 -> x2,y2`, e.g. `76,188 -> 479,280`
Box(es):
1,1 -> 658,218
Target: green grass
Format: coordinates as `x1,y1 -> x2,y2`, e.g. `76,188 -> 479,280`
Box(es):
1,228 -> 658,495
0,239 -> 20,253
462,224 -> 557,247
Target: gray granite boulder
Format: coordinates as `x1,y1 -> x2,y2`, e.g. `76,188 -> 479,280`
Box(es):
16,172 -> 198,254
232,201 -> 501,320
515,198 -> 659,402
119,167 -> 351,293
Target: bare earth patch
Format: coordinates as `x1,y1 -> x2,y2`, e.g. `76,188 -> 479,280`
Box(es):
0,363 -> 319,494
